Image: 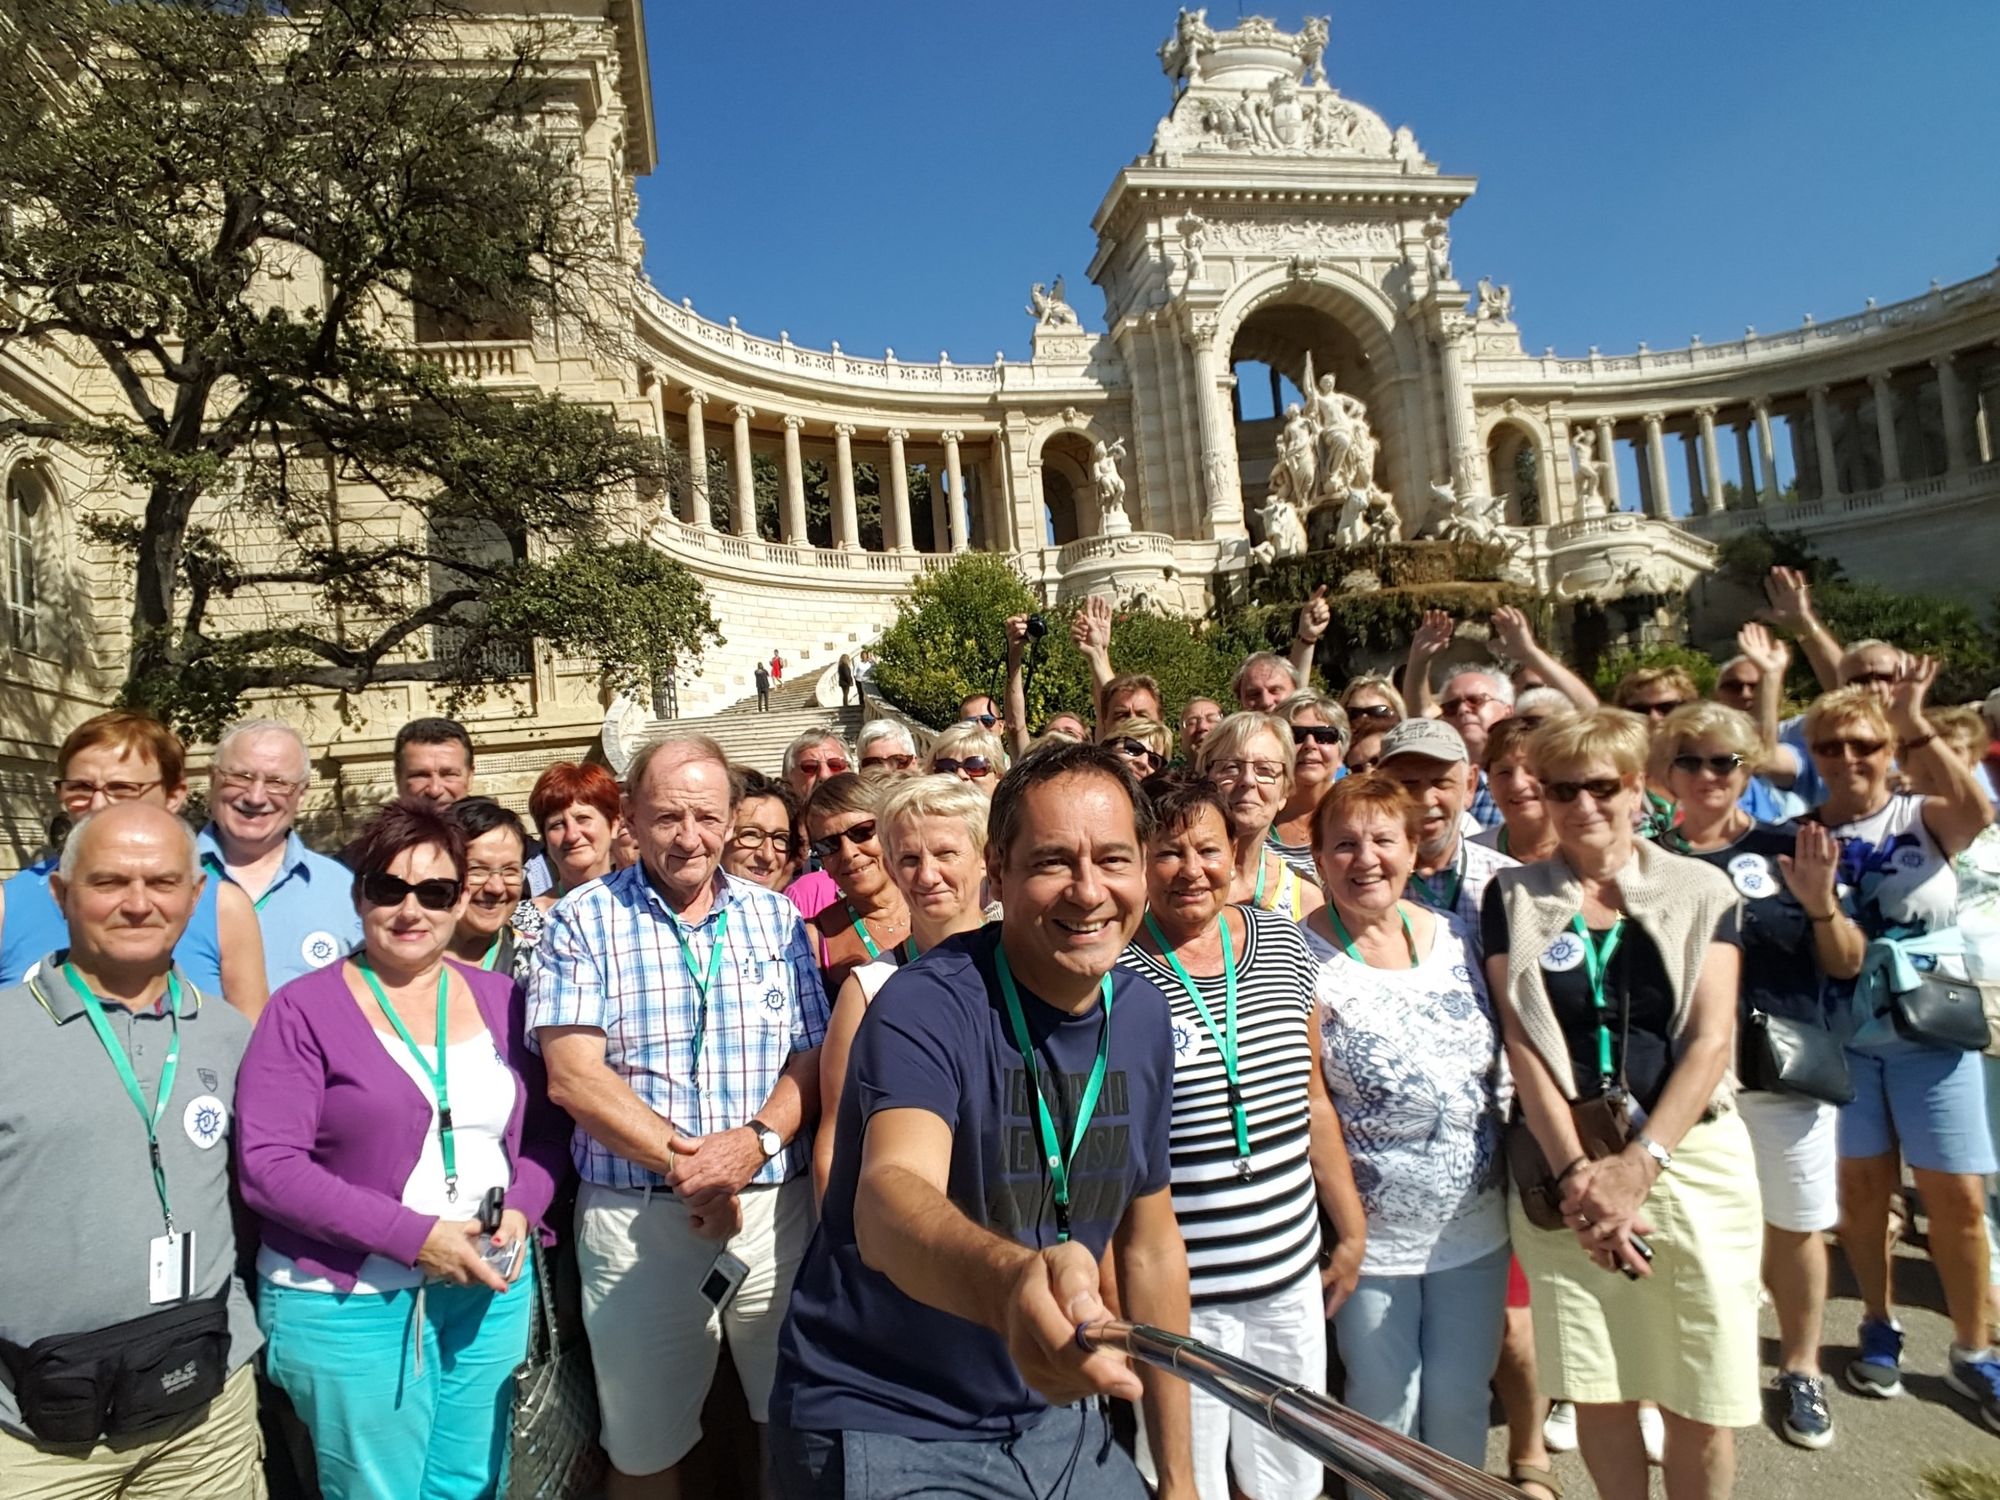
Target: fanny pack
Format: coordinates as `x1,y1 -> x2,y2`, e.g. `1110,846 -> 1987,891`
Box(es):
0,1292 -> 230,1444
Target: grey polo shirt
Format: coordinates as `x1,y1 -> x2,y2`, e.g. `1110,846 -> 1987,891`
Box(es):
0,956 -> 260,1438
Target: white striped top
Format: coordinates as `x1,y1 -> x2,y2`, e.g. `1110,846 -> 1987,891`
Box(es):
1117,906 -> 1321,1307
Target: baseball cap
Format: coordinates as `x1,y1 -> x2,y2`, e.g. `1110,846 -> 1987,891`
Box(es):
1376,718 -> 1470,766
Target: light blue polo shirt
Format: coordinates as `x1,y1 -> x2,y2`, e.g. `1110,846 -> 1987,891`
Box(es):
198,827 -> 362,991
0,856 -> 226,990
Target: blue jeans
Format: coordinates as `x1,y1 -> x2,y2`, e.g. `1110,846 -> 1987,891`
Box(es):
259,1266 -> 534,1500
769,1403 -> 1147,1500
1331,1243 -> 1510,1467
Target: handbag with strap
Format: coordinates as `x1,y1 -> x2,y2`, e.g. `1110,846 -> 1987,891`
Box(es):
1506,1094 -> 1630,1232
1741,1010 -> 1855,1105
508,1240 -> 607,1500
1889,970 -> 1993,1053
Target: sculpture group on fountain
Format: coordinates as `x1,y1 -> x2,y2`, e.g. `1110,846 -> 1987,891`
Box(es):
1256,357 -> 1397,553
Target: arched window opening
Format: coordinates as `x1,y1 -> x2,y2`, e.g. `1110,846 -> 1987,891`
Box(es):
428,514 -> 530,677
3,466 -> 46,652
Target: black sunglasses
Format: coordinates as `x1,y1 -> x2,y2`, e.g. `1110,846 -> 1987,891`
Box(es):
361,872 -> 463,910
1670,752 -> 1744,776
1346,703 -> 1397,723
1103,736 -> 1166,771
961,713 -> 999,729
933,756 -> 993,779
808,820 -> 878,862
1543,778 -> 1624,804
1633,700 -> 1687,718
1845,671 -> 1897,687
1291,724 -> 1345,747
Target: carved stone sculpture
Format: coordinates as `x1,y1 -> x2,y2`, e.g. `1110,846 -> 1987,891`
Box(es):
1093,437 -> 1131,534
1250,495 -> 1308,565
1159,7 -> 1216,91
1262,365 -> 1388,526
1422,214 -> 1452,281
1571,430 -> 1611,513
1476,277 -> 1513,323
1179,213 -> 1208,282
1027,278 -> 1080,329
1298,16 -> 1329,86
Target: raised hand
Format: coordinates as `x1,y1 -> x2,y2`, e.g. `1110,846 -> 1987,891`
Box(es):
1004,613 -> 1031,658
1762,566 -> 1817,634
1886,653 -> 1937,738
1409,608 -> 1455,661
1071,594 -> 1112,656
1296,584 -> 1331,644
1736,620 -> 1790,678
1489,605 -> 1535,660
1778,821 -> 1841,919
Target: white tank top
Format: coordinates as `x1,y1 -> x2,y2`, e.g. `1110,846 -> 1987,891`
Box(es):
1828,793 -> 1958,940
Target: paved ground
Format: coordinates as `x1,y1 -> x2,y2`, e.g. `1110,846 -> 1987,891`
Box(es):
1483,1236 -> 1998,1499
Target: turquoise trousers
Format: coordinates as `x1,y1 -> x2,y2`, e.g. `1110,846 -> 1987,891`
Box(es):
258,1264 -> 534,1500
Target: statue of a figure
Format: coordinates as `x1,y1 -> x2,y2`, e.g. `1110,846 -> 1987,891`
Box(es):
1159,7 -> 1215,91
1572,430 -> 1611,513
1308,374 -> 1377,502
1251,496 -> 1308,565
1179,213 -> 1208,282
1266,404 -> 1316,506
1027,278 -> 1080,329
1298,16 -> 1329,86
1422,214 -> 1452,281
1392,125 -> 1423,165
1476,277 -> 1513,323
1092,438 -> 1130,529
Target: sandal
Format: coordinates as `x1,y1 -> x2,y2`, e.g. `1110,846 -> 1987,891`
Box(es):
1509,1463 -> 1562,1500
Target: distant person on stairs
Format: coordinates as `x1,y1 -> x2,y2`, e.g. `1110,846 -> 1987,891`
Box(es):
838,655 -> 855,707
771,652 -> 786,687
756,660 -> 772,712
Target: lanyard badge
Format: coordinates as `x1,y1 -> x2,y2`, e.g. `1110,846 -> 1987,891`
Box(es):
1144,912 -> 1251,1178
994,946 -> 1113,1243
359,960 -> 458,1201
1570,914 -> 1627,1095
65,963 -> 185,1231
847,903 -> 917,965
669,908 -> 730,1087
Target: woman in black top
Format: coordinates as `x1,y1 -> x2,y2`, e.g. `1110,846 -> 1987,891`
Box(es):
1652,701 -> 1862,1451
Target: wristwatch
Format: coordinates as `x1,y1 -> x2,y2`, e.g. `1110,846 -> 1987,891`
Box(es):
748,1119 -> 783,1160
1634,1134 -> 1673,1174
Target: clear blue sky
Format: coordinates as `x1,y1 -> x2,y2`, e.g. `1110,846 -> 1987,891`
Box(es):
638,3 -> 2000,365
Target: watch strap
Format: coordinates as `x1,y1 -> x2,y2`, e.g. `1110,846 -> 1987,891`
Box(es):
1635,1133 -> 1672,1172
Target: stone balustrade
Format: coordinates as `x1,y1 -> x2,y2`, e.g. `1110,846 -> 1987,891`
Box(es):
415,340 -> 536,385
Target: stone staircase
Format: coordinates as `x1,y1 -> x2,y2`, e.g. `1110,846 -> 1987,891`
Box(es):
649,673 -> 867,778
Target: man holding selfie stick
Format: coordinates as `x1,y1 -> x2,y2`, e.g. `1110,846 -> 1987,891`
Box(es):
532,730 -> 828,1500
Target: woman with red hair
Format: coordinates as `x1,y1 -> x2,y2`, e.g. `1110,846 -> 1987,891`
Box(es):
529,762 -> 626,915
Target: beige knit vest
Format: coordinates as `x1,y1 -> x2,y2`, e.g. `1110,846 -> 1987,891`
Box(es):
1495,839 -> 1740,1102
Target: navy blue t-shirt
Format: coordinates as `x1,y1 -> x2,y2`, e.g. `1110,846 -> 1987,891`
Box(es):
770,925 -> 1174,1440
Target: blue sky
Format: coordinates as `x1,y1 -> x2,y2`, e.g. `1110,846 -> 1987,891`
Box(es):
637,3 -> 2000,365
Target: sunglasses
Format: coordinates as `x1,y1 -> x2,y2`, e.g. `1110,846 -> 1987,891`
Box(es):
1544,778 -> 1625,804
796,759 -> 850,777
1440,694 -> 1499,716
1812,737 -> 1887,759
860,753 -> 917,772
1633,700 -> 1686,718
1291,724 -> 1345,747
1346,703 -> 1397,723
1103,737 -> 1166,771
808,820 -> 878,862
933,756 -> 993,779
1669,753 -> 1744,776
1715,678 -> 1758,696
360,872 -> 463,910
1845,671 -> 1897,687
961,713 -> 999,729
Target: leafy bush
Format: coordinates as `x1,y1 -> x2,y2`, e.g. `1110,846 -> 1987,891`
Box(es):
1592,643 -> 1720,700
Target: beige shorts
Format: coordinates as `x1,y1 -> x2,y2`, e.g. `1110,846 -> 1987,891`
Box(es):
0,1361 -> 265,1500
576,1176 -> 812,1475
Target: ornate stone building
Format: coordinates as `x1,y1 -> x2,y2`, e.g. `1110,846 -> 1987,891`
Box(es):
3,6 -> 1997,859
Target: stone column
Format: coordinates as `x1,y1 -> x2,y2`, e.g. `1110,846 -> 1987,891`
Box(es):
941,430 -> 968,552
1809,386 -> 1841,500
1594,418 -> 1622,508
684,389 -> 710,527
1642,411 -> 1671,518
1934,353 -> 1970,474
1185,321 -> 1246,537
780,416 -> 809,545
1696,406 -> 1725,514
1871,373 -> 1901,484
730,404 -> 758,537
1438,318 -> 1482,496
831,424 -> 859,549
885,428 -> 913,552
1734,421 -> 1756,506
1753,399 -> 1780,505
1683,429 -> 1704,515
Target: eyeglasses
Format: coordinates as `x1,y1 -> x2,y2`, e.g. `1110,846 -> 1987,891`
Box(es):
360,872 -> 463,910
932,756 -> 993,779
1440,694 -> 1499,717
1632,700 -> 1686,718
466,864 -> 525,886
808,820 -> 878,861
960,713 -> 999,729
1669,753 -> 1744,777
729,828 -> 797,855
216,769 -> 306,797
1812,736 -> 1887,759
860,753 -> 917,772
1102,737 -> 1166,772
1845,671 -> 1897,687
1715,678 -> 1758,697
1543,778 -> 1625,804
1291,724 -> 1345,747
54,777 -> 163,807
1210,759 -> 1285,785
1346,703 -> 1396,723
795,759 -> 849,777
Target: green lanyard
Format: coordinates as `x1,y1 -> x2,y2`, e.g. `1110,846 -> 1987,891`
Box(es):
1571,915 -> 1627,1089
1144,912 -> 1251,1177
478,933 -> 503,971
847,904 -> 916,965
1410,843 -> 1465,914
669,908 -> 730,1084
1252,853 -> 1267,907
66,964 -> 185,1232
994,945 -> 1113,1244
1329,905 -> 1418,967
359,960 -> 458,1202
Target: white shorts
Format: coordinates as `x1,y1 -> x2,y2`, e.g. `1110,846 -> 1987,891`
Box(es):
576,1176 -> 811,1475
1134,1270 -> 1326,1500
1736,1090 -> 1840,1232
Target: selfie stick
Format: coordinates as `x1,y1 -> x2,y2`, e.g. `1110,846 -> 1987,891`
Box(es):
1077,1320 -> 1523,1500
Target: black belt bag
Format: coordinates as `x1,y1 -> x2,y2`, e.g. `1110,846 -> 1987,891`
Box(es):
0,1292 -> 231,1444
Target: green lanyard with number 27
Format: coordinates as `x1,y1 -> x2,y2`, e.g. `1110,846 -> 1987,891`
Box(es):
995,946 -> 1113,1244
1143,912 -> 1251,1177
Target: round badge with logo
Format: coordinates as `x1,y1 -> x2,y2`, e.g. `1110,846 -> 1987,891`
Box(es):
183,1094 -> 228,1150
1540,932 -> 1586,973
1727,852 -> 1776,900
1170,1020 -> 1205,1068
1898,846 -> 1927,871
300,930 -> 343,969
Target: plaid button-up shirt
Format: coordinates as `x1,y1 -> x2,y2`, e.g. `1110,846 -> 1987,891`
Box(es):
1467,767 -> 1503,830
527,864 -> 828,1189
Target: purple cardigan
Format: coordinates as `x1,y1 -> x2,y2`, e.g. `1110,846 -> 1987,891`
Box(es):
235,958 -> 572,1291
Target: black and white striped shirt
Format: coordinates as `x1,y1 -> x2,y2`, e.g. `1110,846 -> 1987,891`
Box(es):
1117,906 -> 1321,1306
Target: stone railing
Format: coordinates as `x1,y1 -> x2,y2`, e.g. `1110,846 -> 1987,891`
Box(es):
651,514 -> 956,581
1055,530 -> 1178,573
1679,459 -> 2000,540
1470,261 -> 2000,385
639,282 -> 1004,394
415,340 -> 536,385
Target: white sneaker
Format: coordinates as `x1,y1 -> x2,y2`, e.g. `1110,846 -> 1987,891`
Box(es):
1542,1400 -> 1577,1453
1639,1403 -> 1666,1466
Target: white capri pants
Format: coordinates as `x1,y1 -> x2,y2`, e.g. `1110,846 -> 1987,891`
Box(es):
1737,1090 -> 1840,1233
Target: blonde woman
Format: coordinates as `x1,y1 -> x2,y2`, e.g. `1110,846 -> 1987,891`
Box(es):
1099,715 -> 1171,779
924,720 -> 1009,798
1271,690 -> 1350,884
1340,674 -> 1407,736
812,777 -> 992,1199
1197,712 -> 1325,921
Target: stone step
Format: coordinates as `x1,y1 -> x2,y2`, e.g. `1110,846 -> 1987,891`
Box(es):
633,702 -> 866,778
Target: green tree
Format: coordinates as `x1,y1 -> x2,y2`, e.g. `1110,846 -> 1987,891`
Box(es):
1592,643 -> 1719,700
0,0 -> 721,737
